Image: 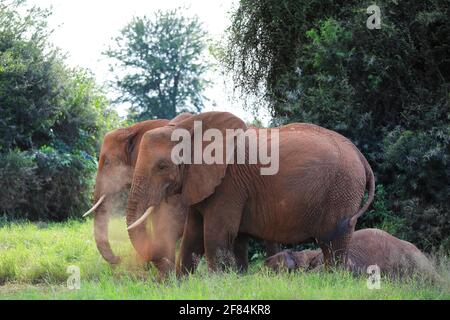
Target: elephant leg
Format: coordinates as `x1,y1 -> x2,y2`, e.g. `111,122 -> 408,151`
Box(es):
234,234 -> 249,272
319,243 -> 333,268
204,233 -> 236,272
152,242 -> 178,281
234,238 -> 280,272
332,233 -> 352,267
264,241 -> 281,257
203,208 -> 242,273
153,259 -> 176,281
319,232 -> 352,269
177,208 -> 204,277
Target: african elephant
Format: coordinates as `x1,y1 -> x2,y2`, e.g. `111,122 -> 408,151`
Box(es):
111,116 -> 282,274
265,229 -> 441,283
83,114 -> 192,266
125,111 -> 375,275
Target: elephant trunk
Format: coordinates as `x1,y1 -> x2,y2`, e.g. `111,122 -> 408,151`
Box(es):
126,176 -> 152,262
92,193 -> 121,264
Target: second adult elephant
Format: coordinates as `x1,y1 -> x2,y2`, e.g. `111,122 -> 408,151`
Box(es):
126,112 -> 375,274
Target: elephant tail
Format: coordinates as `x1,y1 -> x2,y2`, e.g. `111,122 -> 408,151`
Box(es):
349,150 -> 375,229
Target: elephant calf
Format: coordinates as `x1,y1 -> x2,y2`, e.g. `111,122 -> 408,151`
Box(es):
265,229 -> 441,282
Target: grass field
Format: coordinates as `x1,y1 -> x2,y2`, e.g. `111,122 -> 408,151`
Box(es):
0,218 -> 449,300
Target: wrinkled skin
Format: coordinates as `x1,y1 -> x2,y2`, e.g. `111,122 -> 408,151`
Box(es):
91,115 -> 193,267
266,229 -> 441,283
126,112 -> 375,275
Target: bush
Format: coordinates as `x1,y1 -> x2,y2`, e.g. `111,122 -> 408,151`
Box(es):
0,150 -> 37,216
0,1 -> 120,221
357,184 -> 405,236
381,127 -> 450,252
0,147 -> 97,221
30,147 -> 97,221
225,0 -> 450,253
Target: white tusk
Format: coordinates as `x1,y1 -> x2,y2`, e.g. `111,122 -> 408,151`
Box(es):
82,195 -> 106,218
127,206 -> 154,231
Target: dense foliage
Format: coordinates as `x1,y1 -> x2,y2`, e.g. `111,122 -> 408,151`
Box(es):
0,1 -> 120,220
104,8 -> 210,121
226,0 -> 450,252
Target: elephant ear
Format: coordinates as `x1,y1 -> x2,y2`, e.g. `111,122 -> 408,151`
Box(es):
117,119 -> 170,165
283,251 -> 297,270
115,129 -> 138,163
175,112 -> 247,206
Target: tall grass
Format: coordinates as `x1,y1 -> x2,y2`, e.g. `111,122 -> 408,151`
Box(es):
0,218 -> 449,300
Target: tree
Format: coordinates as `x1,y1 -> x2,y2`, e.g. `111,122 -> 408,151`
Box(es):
0,0 -> 120,220
105,9 -> 210,121
225,0 -> 450,252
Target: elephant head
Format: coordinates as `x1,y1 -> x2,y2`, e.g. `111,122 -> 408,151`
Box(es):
126,112 -> 247,259
84,119 -> 168,264
265,249 -> 323,271
84,114 -> 192,265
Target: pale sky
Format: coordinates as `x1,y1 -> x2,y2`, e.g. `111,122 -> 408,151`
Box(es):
26,0 -> 270,124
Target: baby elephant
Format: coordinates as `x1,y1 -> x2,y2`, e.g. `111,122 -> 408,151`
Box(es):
266,229 -> 441,282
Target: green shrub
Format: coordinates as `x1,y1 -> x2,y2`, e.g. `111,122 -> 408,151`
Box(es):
0,150 -> 37,218
0,147 -> 97,221
29,146 -> 97,221
358,184 -> 405,236
226,0 -> 450,253
0,1 -> 120,221
381,127 -> 450,252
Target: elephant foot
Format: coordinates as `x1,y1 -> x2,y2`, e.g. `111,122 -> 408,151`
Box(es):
105,255 -> 121,265
152,258 -> 176,281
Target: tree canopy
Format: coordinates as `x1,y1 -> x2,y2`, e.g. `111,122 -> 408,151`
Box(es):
105,8 -> 210,121
0,0 -> 120,220
225,0 -> 450,252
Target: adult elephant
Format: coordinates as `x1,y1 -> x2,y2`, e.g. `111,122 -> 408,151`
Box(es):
83,114 -> 191,265
126,112 -> 374,273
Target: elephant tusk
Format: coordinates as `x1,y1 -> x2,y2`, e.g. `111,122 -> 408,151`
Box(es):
82,195 -> 106,218
127,206 -> 154,231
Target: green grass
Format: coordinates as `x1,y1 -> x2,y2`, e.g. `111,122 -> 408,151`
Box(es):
0,218 -> 449,300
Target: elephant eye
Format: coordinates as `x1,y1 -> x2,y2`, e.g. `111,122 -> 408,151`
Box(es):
158,161 -> 169,171
104,158 -> 110,167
